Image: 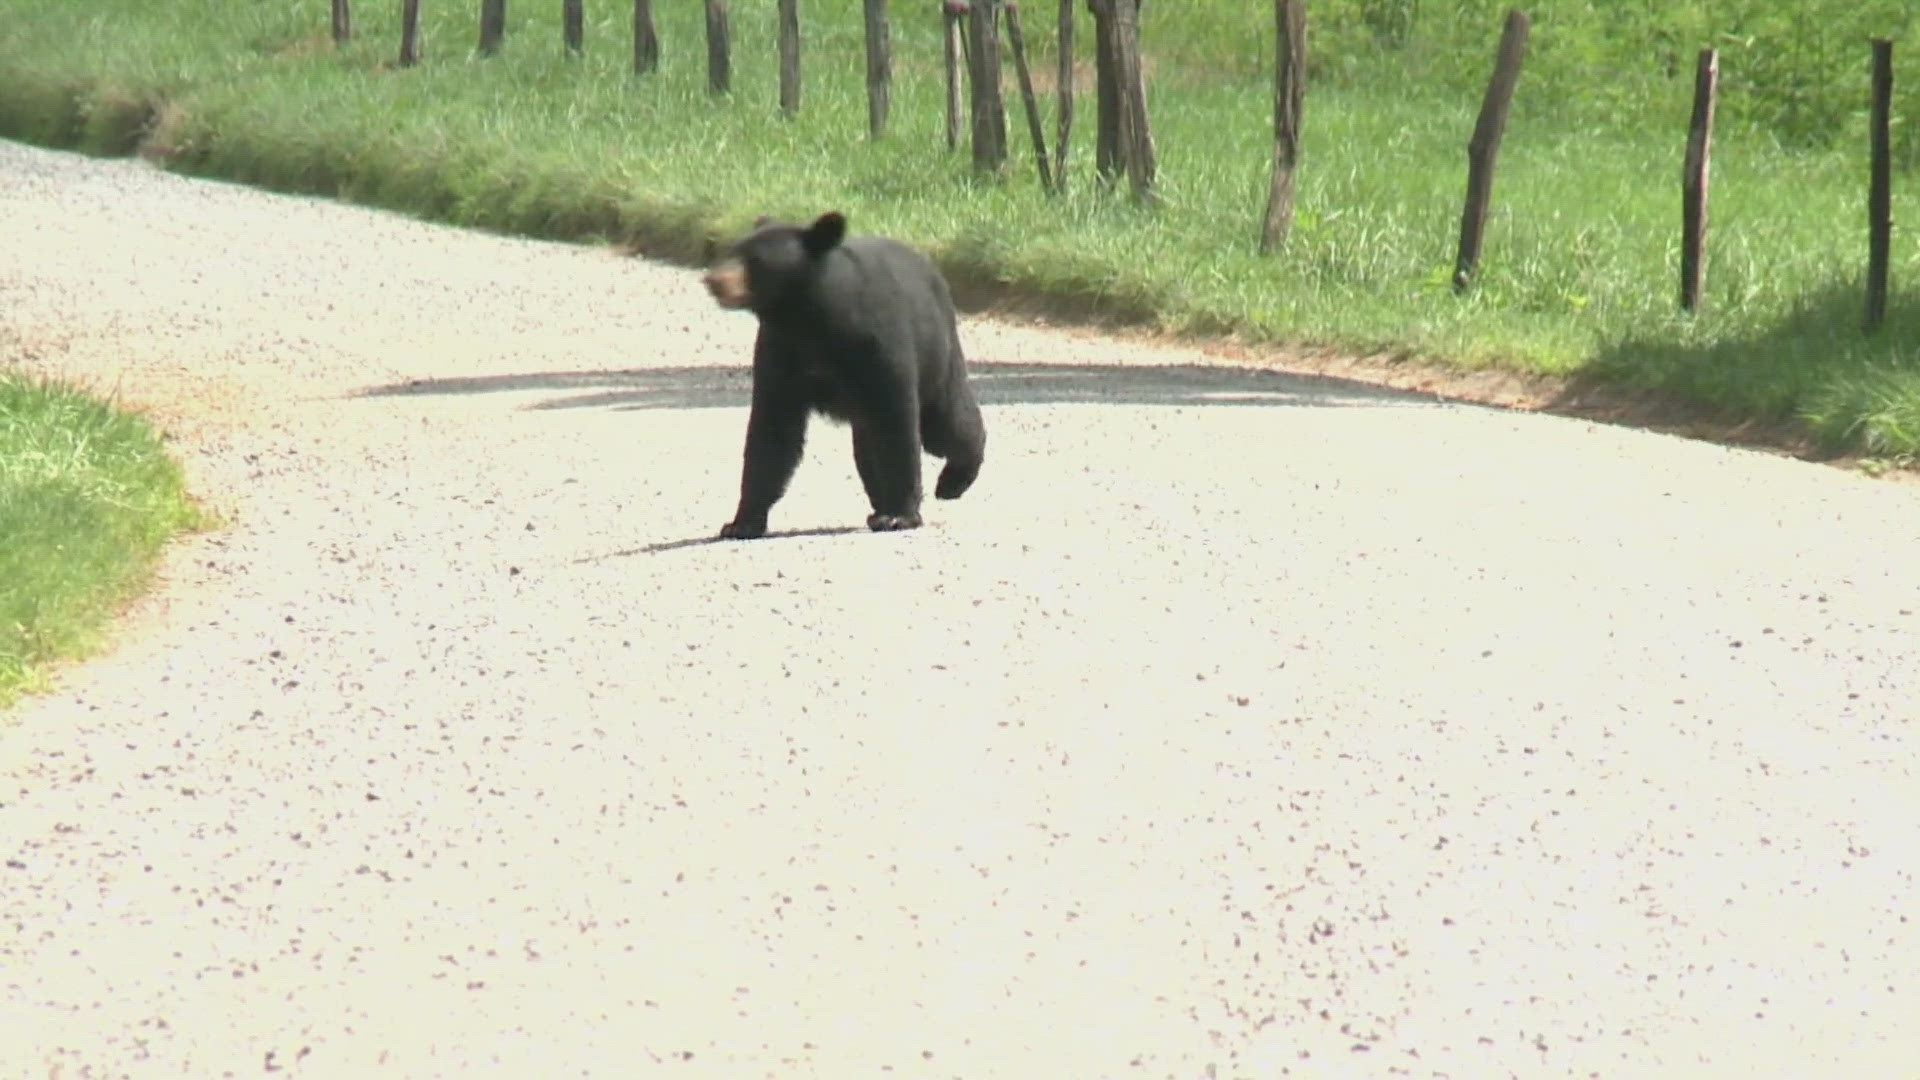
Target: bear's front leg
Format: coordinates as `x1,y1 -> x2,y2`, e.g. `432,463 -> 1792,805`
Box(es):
723,380 -> 809,540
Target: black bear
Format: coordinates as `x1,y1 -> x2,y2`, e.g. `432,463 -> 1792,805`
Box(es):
702,211 -> 986,539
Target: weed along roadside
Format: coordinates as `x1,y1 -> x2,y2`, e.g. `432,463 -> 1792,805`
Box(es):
0,375 -> 208,709
0,1 -> 1916,462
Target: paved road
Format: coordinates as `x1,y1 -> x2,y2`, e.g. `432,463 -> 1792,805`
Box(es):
4,139 -> 1919,1078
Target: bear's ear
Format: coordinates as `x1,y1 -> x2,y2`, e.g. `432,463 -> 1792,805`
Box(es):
802,211 -> 847,256
752,215 -> 771,229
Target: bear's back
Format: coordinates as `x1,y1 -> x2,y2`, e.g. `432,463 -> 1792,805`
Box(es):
834,235 -> 953,322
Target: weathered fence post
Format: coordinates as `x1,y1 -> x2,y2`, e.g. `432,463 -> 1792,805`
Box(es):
563,0 -> 584,57
399,0 -> 422,65
1260,0 -> 1306,253
968,0 -> 1009,173
1866,38 -> 1893,333
332,0 -> 352,44
865,0 -> 892,139
1088,0 -> 1117,182
944,1 -> 968,151
1005,2 -> 1054,191
479,0 -> 506,55
1110,0 -> 1155,203
1052,0 -> 1073,189
706,0 -> 732,94
1679,49 -> 1718,312
778,0 -> 802,116
1452,9 -> 1529,293
1087,0 -> 1148,196
634,0 -> 660,74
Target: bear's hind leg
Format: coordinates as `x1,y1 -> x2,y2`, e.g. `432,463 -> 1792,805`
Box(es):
926,387 -> 985,501
853,422 -> 923,532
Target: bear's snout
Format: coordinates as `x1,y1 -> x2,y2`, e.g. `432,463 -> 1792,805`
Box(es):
703,259 -> 751,309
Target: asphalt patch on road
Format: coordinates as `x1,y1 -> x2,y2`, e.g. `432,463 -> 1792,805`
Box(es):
357,361 -> 1438,413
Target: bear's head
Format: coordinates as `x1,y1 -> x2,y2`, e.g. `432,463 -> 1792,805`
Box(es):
702,211 -> 848,315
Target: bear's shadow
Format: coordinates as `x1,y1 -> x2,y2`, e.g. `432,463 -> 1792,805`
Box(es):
358,361 -> 1432,413
584,525 -> 871,559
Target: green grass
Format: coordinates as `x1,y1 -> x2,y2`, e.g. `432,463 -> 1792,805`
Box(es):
0,0 -> 1917,453
0,375 -> 206,708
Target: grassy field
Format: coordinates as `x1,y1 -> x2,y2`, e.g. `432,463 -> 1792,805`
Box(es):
0,375 -> 206,708
0,0 -> 1917,454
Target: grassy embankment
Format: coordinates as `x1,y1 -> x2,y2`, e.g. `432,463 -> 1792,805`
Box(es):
0,0 -> 1917,453
0,376 -> 206,708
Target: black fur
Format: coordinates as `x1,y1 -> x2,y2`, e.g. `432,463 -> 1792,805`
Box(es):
703,211 -> 986,539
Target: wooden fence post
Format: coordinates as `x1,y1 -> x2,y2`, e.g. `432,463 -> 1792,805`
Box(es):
1679,49 -> 1718,312
1866,38 -> 1893,333
1260,0 -> 1306,253
1053,0 -> 1072,189
1110,0 -> 1155,203
1088,0 -> 1117,182
865,0 -> 892,139
479,0 -> 506,55
1005,2 -> 1054,191
944,2 -> 968,151
1452,9 -> 1529,293
399,0 -> 422,66
778,0 -> 802,116
634,0 -> 660,74
563,0 -> 584,57
968,0 -> 1009,173
332,0 -> 352,44
706,0 -> 731,94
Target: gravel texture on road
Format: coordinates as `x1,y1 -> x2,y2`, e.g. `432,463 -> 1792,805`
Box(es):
4,139 -> 1919,1078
